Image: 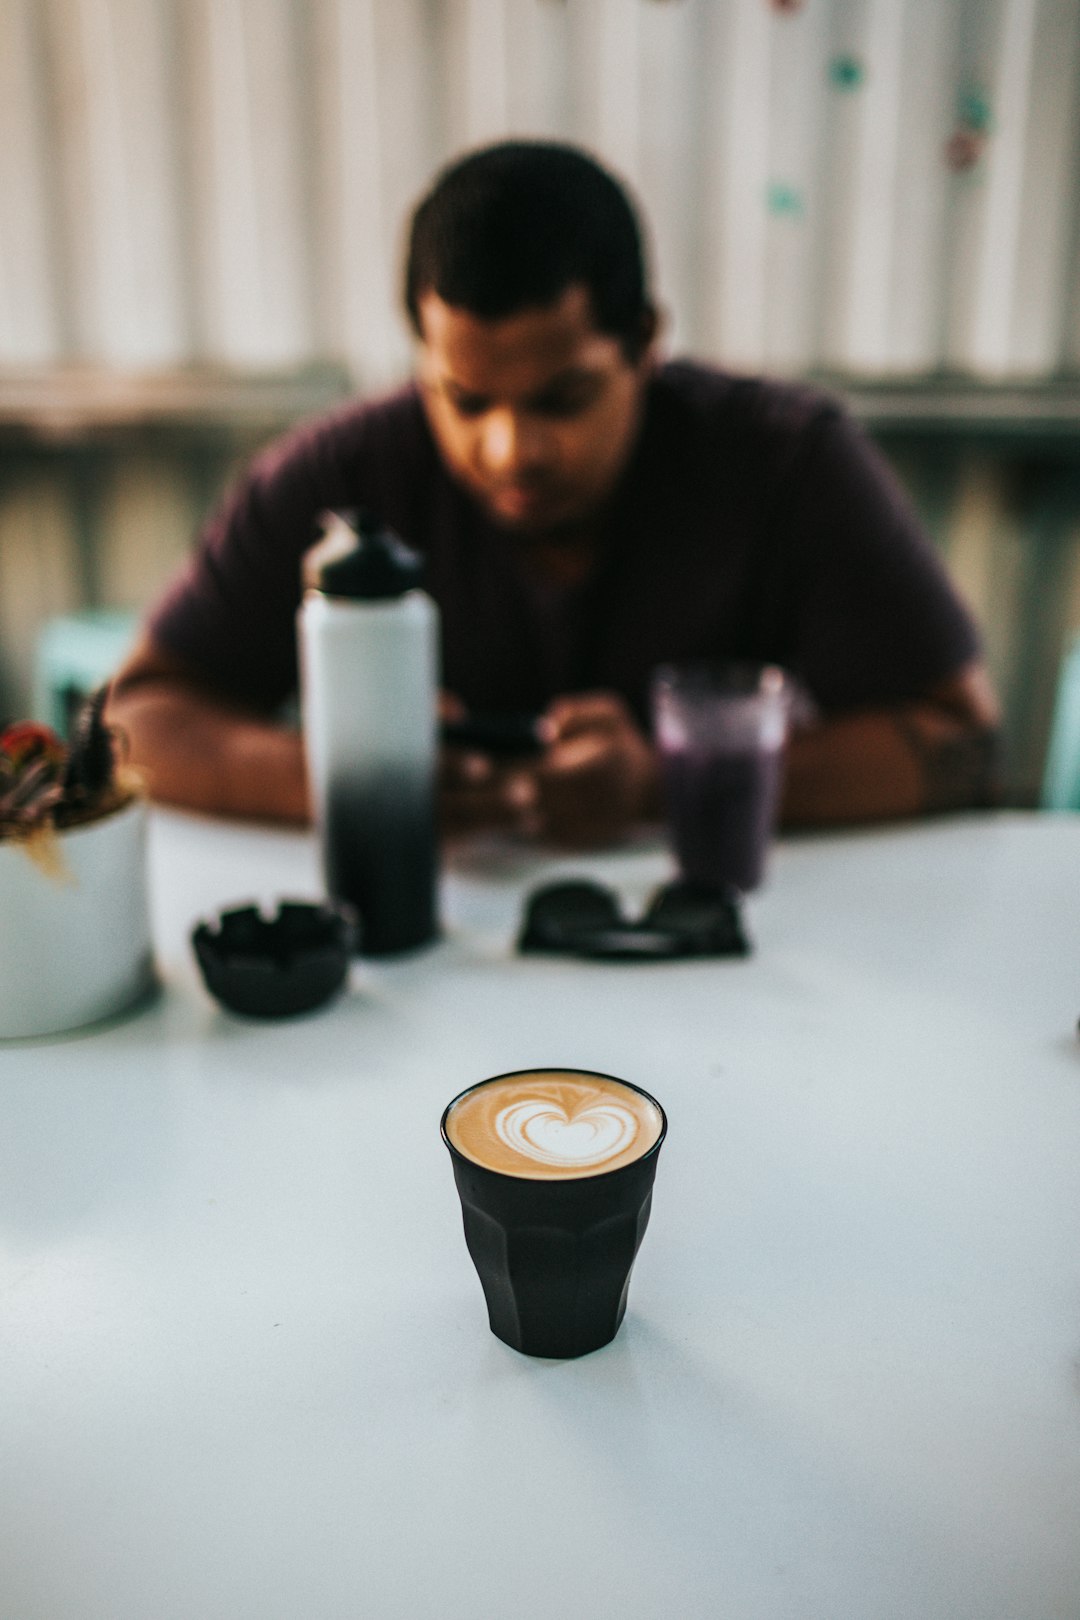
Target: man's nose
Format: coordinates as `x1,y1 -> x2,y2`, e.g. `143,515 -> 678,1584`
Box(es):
480,409 -> 546,477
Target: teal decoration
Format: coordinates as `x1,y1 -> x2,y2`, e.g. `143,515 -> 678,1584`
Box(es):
957,85 -> 993,134
766,181 -> 804,218
829,54 -> 865,91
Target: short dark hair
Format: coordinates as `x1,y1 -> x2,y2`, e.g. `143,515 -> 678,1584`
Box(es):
404,141 -> 653,357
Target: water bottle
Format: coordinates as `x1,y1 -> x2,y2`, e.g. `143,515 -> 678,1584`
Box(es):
298,510 -> 439,954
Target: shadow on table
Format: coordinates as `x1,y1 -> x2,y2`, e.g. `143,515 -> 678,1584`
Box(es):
481,1314 -> 827,1577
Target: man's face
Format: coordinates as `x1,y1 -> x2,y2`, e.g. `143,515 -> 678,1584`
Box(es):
416,285 -> 654,534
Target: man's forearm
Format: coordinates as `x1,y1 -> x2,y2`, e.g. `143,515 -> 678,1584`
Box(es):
107,683 -> 310,823
781,703 -> 1001,827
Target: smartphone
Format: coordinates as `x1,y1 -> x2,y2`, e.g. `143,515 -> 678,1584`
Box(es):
440,712 -> 546,759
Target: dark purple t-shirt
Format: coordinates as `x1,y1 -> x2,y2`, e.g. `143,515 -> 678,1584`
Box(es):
149,361 -> 979,724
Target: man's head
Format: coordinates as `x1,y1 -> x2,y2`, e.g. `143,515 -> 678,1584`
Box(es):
405,141 -> 653,359
405,142 -> 658,534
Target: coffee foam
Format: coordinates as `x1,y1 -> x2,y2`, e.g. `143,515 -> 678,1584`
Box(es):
444,1070 -> 664,1180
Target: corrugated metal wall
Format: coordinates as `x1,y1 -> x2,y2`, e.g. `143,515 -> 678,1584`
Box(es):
4,0 -> 1079,378
2,0 -> 1080,796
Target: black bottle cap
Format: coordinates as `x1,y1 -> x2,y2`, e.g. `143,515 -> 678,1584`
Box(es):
315,509 -> 424,599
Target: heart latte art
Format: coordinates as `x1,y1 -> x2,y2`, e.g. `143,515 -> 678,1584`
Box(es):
496,1098 -> 638,1168
445,1070 -> 664,1179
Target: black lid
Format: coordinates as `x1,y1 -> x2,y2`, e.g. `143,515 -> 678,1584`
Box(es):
315,509 -> 424,599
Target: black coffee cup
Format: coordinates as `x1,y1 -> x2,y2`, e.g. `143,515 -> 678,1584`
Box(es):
441,1069 -> 667,1359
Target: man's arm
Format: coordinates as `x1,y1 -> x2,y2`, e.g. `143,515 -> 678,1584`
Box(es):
780,658 -> 1001,825
107,637 -> 310,823
109,635 -> 1000,838
440,660 -> 1000,847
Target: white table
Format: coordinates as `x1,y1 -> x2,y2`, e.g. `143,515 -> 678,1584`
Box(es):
2,810 -> 1080,1620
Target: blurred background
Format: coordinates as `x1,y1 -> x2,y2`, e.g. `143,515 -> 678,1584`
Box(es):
1,0 -> 1078,800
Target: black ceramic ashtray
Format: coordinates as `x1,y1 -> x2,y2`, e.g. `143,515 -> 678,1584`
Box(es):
191,900 -> 355,1018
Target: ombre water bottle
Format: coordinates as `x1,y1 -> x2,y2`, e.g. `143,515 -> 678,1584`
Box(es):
299,510 -> 439,954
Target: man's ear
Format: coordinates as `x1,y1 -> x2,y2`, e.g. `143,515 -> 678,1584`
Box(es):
633,304 -> 662,366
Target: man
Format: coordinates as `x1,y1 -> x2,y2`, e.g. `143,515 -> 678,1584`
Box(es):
108,141 -> 1000,846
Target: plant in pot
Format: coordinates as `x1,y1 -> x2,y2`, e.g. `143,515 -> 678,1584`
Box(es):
0,691 -> 155,1038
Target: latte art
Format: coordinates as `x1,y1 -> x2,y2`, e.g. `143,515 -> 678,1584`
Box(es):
445,1070 -> 664,1180
496,1098 -> 639,1168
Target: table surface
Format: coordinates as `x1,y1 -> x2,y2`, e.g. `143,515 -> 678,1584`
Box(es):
2,809 -> 1080,1620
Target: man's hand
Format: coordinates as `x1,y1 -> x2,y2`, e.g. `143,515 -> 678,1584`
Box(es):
529,692 -> 658,846
437,691 -> 544,835
439,690 -> 658,848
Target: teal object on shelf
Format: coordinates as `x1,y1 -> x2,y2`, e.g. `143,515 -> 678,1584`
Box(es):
1041,634 -> 1080,810
34,609 -> 139,737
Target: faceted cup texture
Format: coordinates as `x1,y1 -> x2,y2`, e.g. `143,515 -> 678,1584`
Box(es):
446,1147 -> 662,1359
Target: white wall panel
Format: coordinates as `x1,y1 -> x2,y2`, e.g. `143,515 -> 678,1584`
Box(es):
313,0 -> 435,386
449,0 -> 511,148
181,0 -> 312,367
0,1 -> 62,362
817,0 -> 910,371
571,0 -> 643,181
1067,259 -> 1080,372
43,0 -> 189,364
945,0 -> 1039,374
886,0 -> 955,372
503,0 -> 571,138
1009,0 -> 1080,372
698,0 -> 773,369
440,0 -> 570,151
635,0 -> 704,358
0,0 -> 1078,380
763,0 -> 829,374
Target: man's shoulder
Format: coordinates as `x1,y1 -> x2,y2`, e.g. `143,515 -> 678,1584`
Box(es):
258,381 -> 431,476
654,359 -> 843,442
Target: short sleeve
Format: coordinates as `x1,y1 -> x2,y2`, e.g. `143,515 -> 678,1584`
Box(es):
773,406 -> 981,711
147,390 -> 431,712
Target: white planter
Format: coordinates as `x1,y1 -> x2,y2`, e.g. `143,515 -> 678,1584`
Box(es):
0,797 -> 155,1039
